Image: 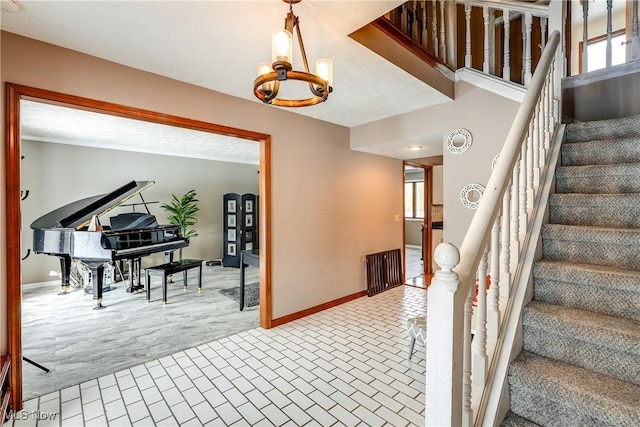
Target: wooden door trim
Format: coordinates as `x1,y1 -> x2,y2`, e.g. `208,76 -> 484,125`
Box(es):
5,82 -> 273,410
403,161 -> 433,277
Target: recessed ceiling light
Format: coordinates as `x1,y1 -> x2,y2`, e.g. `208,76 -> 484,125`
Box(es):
408,145 -> 423,151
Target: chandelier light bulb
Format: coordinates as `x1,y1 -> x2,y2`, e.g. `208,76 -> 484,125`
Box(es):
315,58 -> 333,88
272,29 -> 292,66
257,63 -> 274,93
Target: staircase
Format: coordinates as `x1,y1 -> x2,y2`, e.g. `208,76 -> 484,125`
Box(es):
503,115 -> 640,426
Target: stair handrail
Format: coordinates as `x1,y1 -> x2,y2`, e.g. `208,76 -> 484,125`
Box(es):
425,30 -> 562,426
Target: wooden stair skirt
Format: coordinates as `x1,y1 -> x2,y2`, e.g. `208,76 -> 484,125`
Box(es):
366,248 -> 403,296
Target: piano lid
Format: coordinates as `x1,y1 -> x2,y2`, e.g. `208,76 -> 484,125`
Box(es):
31,180 -> 155,230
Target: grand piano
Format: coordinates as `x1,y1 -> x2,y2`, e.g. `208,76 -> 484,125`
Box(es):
31,180 -> 189,309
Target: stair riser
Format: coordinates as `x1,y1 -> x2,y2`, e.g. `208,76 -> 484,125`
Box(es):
549,205 -> 640,228
509,385 -> 611,426
561,139 -> 640,166
533,278 -> 640,322
555,175 -> 640,194
522,326 -> 639,385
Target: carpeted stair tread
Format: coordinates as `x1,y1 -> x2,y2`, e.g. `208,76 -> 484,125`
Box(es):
542,224 -> 640,270
561,137 -> 640,166
555,163 -> 640,194
501,412 -> 541,427
533,260 -> 640,293
549,193 -> 640,227
532,260 -> 640,321
565,114 -> 640,143
522,301 -> 640,384
508,352 -> 640,426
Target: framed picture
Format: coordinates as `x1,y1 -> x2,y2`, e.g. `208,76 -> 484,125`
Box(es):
245,214 -> 253,227
227,199 -> 236,213
228,243 -> 236,256
227,214 -> 236,227
227,229 -> 236,241
245,200 -> 253,213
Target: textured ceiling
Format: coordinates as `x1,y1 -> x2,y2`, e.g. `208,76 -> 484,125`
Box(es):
1,0 -> 456,161
20,100 -> 260,165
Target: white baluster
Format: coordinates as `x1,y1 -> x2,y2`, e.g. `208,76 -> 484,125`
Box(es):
633,0 -> 639,60
511,158 -> 520,267
582,0 -> 589,72
532,105 -> 540,188
541,17 -> 548,50
488,212 -> 501,339
503,8 -> 511,81
526,121 -> 534,208
472,248 -> 488,386
425,243 -> 463,426
465,3 -> 472,68
440,0 -> 447,62
523,12 -> 533,86
501,184 -> 511,298
483,6 -> 490,73
538,95 -> 546,170
519,143 -> 527,236
606,0 -> 613,68
432,0 -> 439,58
544,74 -> 551,150
462,285 -> 473,427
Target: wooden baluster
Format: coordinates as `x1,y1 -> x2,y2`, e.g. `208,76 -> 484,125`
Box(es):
582,0 -> 589,72
633,0 -> 639,60
523,12 -> 533,86
401,2 -> 408,35
519,143 -> 527,236
488,212 -> 501,339
440,0 -> 447,62
472,248 -> 488,386
465,3 -> 472,68
432,0 -> 439,58
422,0 -> 429,51
462,285 -> 473,427
483,6 -> 490,73
511,155 -> 521,260
606,0 -> 613,68
503,8 -> 511,81
501,182 -> 511,298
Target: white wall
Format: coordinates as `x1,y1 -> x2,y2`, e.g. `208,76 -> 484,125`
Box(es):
351,81 -> 520,248
21,139 -> 259,284
1,32 -> 403,354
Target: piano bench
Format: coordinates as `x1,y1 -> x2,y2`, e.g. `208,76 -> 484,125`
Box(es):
145,259 -> 203,304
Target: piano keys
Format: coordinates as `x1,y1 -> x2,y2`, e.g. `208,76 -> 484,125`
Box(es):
31,180 -> 189,309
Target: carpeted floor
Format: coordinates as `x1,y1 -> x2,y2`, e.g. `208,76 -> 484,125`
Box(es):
21,263 -> 260,400
218,282 -> 259,307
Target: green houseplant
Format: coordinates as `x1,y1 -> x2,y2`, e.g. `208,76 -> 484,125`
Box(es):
160,189 -> 200,260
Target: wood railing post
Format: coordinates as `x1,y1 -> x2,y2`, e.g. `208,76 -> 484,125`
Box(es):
426,243 -> 463,427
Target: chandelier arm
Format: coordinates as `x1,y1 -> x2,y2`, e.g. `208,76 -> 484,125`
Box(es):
294,18 -> 311,74
253,70 -> 329,107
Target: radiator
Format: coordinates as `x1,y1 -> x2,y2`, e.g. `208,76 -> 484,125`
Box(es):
365,248 -> 403,296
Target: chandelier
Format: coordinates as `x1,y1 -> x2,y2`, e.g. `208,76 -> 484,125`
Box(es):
253,0 -> 333,107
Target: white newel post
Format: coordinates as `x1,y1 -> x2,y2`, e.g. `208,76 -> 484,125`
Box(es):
426,243 -> 463,427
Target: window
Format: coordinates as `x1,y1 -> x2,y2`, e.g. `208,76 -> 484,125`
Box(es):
405,181 -> 424,219
579,30 -> 627,73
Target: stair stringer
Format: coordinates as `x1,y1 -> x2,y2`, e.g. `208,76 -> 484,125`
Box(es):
478,125 -> 565,427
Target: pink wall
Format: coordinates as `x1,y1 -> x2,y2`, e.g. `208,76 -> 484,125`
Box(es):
0,32 -> 403,353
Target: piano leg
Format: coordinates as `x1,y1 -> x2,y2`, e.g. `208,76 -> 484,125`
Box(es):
58,256 -> 72,295
89,263 -> 106,310
126,258 -> 144,293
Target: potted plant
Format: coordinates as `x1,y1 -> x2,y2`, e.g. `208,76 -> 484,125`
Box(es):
160,189 -> 199,260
